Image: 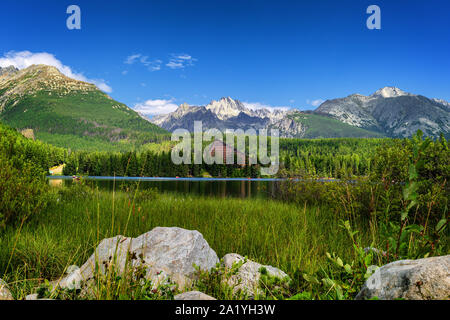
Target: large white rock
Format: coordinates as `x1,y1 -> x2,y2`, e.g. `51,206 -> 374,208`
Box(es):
58,227 -> 219,293
174,291 -> 216,300
222,253 -> 289,298
0,279 -> 13,300
356,255 -> 450,300
130,227 -> 219,289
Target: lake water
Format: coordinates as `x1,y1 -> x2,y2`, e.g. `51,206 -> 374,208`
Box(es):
47,176 -> 285,198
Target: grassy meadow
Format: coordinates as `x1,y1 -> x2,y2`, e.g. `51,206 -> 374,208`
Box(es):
0,184 -> 372,299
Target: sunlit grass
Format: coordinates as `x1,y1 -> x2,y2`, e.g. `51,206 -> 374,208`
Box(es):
0,187 -> 375,298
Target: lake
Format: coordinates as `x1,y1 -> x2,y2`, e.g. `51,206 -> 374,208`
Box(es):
47,176 -> 287,198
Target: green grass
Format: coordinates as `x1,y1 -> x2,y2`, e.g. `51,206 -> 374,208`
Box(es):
0,186 -> 375,298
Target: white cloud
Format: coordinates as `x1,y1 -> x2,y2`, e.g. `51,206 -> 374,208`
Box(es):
166,61 -> 183,69
124,54 -> 162,71
94,81 -> 113,93
166,54 -> 197,69
124,54 -> 142,65
133,99 -> 179,116
243,102 -> 291,112
124,53 -> 195,71
0,51 -> 112,93
306,99 -> 325,107
177,54 -> 193,60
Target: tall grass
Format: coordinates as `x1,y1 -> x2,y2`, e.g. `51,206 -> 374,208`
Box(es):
0,185 -> 376,298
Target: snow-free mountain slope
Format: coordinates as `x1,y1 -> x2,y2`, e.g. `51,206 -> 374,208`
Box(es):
314,87 -> 449,138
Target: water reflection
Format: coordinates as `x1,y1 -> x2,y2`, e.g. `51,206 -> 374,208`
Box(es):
48,177 -> 279,199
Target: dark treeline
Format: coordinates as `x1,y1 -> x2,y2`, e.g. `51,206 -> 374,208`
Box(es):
63,150 -> 262,178
63,138 -> 388,178
279,138 -> 387,178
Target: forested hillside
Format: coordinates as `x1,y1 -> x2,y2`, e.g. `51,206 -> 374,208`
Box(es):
0,65 -> 169,152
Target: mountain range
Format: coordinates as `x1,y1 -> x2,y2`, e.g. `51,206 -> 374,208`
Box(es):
151,88 -> 449,139
1,64 -> 449,152
152,98 -> 384,138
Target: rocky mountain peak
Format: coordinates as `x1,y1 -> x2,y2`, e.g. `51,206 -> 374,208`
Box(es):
314,87 -> 449,138
0,65 -> 19,77
0,64 -> 99,112
173,103 -> 196,117
372,87 -> 411,98
178,103 -> 190,111
206,97 -> 248,120
432,98 -> 450,109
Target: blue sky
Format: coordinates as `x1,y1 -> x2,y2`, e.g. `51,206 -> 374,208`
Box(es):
1,0 -> 450,116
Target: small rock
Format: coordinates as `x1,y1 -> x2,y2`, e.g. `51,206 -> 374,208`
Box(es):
0,279 -> 13,300
356,255 -> 450,300
222,253 -> 289,298
174,291 -> 216,300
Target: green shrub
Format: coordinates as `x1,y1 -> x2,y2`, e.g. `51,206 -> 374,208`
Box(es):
0,154 -> 52,228
371,131 -> 449,223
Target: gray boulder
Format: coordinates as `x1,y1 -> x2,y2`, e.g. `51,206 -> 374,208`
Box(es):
130,227 -> 219,289
356,255 -> 450,300
174,291 -> 216,300
58,227 -> 219,294
222,253 -> 289,298
0,279 -> 13,300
